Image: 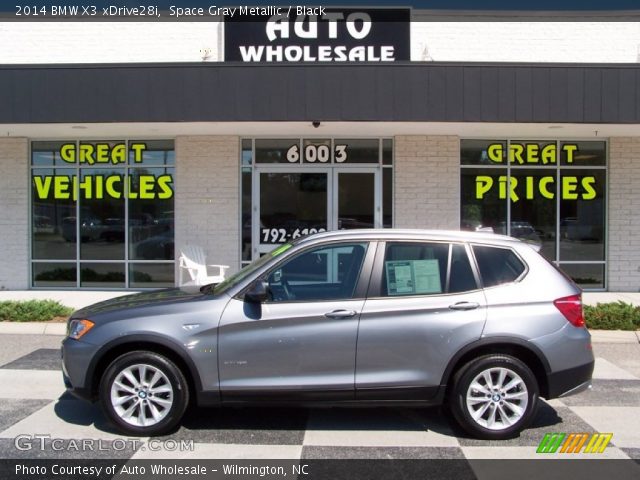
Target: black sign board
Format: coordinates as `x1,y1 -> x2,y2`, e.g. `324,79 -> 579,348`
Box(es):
224,8 -> 411,62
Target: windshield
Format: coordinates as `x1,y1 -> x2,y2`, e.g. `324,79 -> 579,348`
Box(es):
205,242 -> 294,295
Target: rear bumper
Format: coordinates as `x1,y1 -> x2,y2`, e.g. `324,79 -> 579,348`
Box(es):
546,360 -> 594,399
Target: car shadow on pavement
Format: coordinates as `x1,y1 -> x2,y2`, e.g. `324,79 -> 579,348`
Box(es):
54,395 -> 565,441
53,393 -> 122,435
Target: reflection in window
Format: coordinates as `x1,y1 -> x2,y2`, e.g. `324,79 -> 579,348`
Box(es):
557,264 -> 604,289
460,139 -> 606,289
32,168 -> 76,260
267,243 -> 367,302
508,169 -> 556,260
128,167 -> 175,261
559,169 -> 605,261
383,168 -> 393,228
473,246 -> 526,288
129,263 -> 174,288
255,139 -> 299,164
461,140 -> 506,165
79,169 -> 125,261
460,168 -> 507,232
32,262 -> 77,288
30,140 -> 175,288
80,263 -> 125,288
337,139 -> 379,163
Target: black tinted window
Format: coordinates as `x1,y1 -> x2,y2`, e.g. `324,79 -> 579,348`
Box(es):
473,246 -> 526,287
449,244 -> 477,293
268,243 -> 367,302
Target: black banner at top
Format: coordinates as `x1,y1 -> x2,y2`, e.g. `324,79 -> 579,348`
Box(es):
224,8 -> 411,63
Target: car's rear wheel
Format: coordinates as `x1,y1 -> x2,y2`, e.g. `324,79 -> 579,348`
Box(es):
449,354 -> 539,439
99,351 -> 189,436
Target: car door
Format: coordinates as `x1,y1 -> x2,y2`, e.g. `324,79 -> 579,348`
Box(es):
355,241 -> 487,400
218,241 -> 376,401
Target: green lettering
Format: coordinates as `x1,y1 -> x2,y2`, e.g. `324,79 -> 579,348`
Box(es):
33,176 -> 52,199
157,174 -> 173,200
563,144 -> 578,164
562,176 -> 579,200
130,143 -> 147,163
475,176 -> 494,199
581,177 -> 597,200
487,144 -> 504,163
59,144 -> 76,164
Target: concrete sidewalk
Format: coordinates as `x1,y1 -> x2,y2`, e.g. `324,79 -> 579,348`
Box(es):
0,290 -> 639,310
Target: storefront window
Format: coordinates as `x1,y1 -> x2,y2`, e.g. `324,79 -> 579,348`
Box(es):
241,138 -> 393,261
460,139 -> 607,289
30,140 -> 175,288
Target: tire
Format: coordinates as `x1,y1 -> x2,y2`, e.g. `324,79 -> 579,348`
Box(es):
99,351 -> 189,436
449,354 -> 539,440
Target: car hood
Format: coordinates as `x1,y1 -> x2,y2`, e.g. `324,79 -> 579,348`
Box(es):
71,285 -> 208,319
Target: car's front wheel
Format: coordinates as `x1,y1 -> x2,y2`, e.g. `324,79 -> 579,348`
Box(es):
449,354 -> 539,440
99,351 -> 189,436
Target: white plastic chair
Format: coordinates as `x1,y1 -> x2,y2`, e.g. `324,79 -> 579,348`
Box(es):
178,245 -> 229,286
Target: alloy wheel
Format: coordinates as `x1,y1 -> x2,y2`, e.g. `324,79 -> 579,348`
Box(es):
465,367 -> 529,431
109,363 -> 174,427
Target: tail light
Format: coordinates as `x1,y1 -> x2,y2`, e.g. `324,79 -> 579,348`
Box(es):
554,294 -> 585,327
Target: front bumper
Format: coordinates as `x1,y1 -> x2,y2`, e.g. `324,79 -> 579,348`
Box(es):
61,337 -> 100,402
546,360 -> 595,399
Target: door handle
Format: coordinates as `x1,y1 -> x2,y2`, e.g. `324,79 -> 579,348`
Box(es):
449,302 -> 480,311
324,309 -> 357,319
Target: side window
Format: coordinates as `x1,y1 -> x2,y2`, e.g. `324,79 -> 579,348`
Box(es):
449,244 -> 478,293
267,243 -> 367,302
472,245 -> 526,287
382,242 -> 449,296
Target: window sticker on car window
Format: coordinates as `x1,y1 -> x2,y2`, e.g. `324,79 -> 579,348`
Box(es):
385,259 -> 442,296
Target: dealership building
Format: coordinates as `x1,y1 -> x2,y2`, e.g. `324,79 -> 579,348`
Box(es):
0,8 -> 639,292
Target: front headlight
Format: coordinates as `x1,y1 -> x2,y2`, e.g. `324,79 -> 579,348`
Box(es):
67,319 -> 95,340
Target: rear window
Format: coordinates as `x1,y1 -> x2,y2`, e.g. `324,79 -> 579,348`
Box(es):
472,245 -> 526,287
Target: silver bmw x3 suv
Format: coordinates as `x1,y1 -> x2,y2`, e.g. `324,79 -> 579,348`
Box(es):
62,229 -> 594,439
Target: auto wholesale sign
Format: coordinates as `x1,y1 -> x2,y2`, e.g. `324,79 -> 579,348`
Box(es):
224,8 -> 411,62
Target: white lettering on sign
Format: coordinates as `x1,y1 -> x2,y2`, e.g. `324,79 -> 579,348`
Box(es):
262,227 -> 327,244
266,12 -> 372,41
286,144 -> 349,163
239,45 -> 394,62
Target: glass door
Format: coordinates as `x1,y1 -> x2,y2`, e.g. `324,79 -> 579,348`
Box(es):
253,167 -> 381,259
253,168 -> 331,258
335,168 -> 380,230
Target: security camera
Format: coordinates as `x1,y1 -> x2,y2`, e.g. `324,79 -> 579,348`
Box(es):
312,121 -> 321,129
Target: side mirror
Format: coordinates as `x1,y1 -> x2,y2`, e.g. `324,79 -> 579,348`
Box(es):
244,280 -> 269,303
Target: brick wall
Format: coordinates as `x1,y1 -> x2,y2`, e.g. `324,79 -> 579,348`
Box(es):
0,21 -> 637,64
0,22 -> 221,63
410,22 -> 639,62
394,136 -> 460,230
0,138 -> 29,290
174,136 -> 240,284
608,138 -> 640,292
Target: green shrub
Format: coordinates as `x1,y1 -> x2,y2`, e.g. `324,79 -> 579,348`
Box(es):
0,300 -> 73,322
584,301 -> 640,331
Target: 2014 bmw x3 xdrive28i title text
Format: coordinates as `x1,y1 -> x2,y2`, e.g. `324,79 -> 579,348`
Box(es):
62,230 -> 594,439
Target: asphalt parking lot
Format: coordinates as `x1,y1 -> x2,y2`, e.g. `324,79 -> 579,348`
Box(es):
0,333 -> 639,462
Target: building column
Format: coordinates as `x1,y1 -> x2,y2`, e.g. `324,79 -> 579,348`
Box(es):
394,135 -> 460,230
0,138 -> 29,290
608,137 -> 640,292
175,136 -> 240,283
